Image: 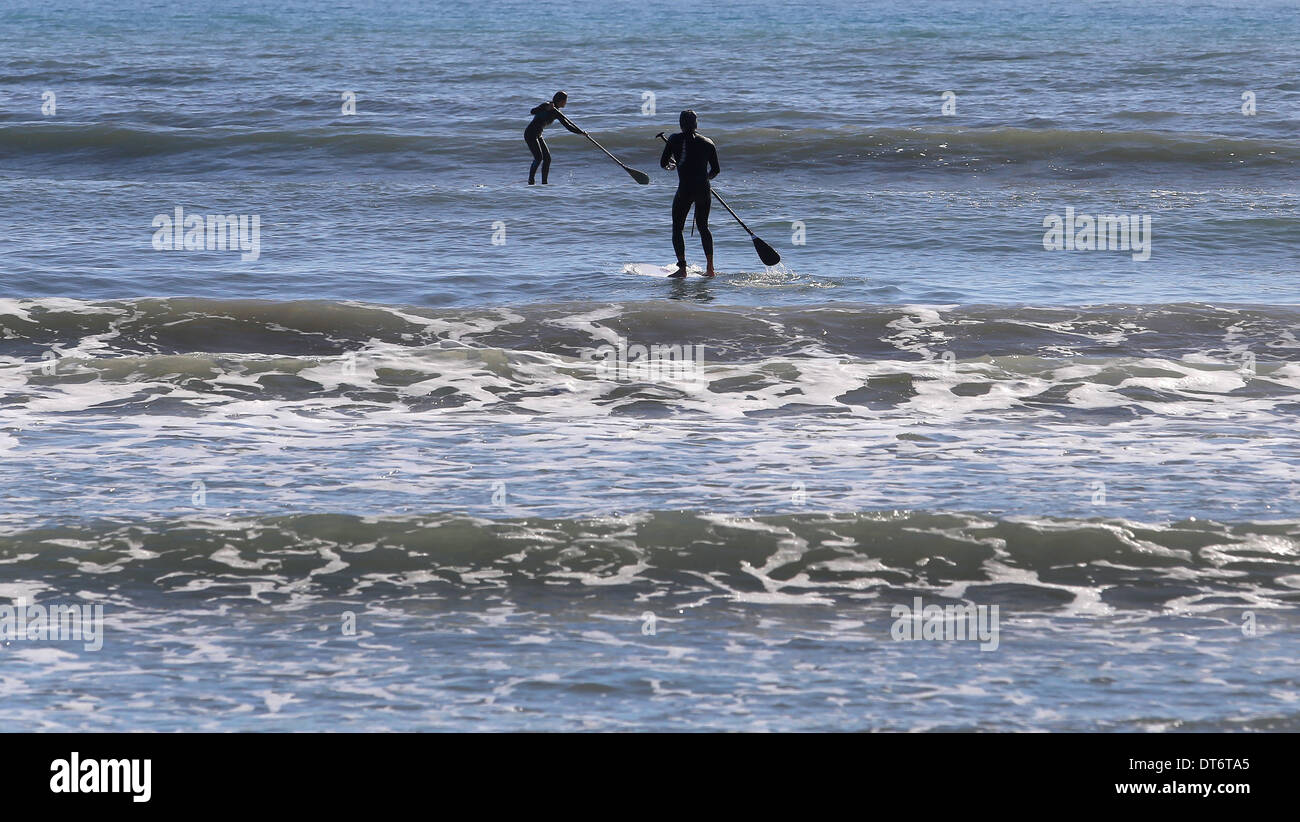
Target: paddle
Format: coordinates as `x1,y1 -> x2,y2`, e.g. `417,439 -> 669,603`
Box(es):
559,112 -> 650,184
656,132 -> 781,266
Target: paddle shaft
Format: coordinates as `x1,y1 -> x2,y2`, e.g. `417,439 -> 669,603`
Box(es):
582,131 -> 629,168
560,113 -> 648,181
707,187 -> 759,238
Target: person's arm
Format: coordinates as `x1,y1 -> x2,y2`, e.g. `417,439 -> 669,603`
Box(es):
660,136 -> 676,170
708,142 -> 720,179
557,111 -> 585,135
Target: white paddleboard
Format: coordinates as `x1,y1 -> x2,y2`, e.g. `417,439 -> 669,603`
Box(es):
625,262 -> 712,278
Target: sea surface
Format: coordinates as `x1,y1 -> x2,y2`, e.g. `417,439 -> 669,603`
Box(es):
0,0 -> 1298,731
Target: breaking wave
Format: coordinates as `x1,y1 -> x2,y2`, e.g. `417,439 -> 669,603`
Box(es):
1,297 -> 1297,420
5,509 -> 1298,612
4,123 -> 1295,175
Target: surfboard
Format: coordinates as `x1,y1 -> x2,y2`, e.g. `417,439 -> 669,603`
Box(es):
625,263 -> 711,278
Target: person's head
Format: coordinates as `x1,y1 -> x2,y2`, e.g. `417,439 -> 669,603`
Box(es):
552,91 -> 568,109
679,109 -> 698,134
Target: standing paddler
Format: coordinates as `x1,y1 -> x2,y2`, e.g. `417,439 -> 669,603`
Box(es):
659,110 -> 720,277
524,91 -> 585,185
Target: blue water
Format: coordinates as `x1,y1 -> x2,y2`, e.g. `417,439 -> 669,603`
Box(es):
0,0 -> 1298,731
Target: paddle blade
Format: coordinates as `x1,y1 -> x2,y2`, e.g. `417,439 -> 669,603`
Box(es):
753,236 -> 781,266
625,166 -> 651,185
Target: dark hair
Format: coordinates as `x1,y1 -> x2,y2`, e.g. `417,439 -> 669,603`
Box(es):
552,91 -> 568,103
679,109 -> 698,133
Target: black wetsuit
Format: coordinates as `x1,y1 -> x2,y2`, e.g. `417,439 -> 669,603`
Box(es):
524,102 -> 582,184
660,131 -> 720,265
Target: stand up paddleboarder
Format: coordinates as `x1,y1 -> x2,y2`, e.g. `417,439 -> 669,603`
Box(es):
659,110 -> 720,277
525,91 -> 585,185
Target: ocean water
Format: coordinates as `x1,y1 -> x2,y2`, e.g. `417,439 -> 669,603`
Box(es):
1,0 -> 1298,731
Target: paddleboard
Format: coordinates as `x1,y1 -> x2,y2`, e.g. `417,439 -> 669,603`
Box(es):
625,263 -> 712,278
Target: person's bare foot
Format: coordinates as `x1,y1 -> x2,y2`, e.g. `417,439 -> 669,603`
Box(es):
668,262 -> 688,278
704,260 -> 716,278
